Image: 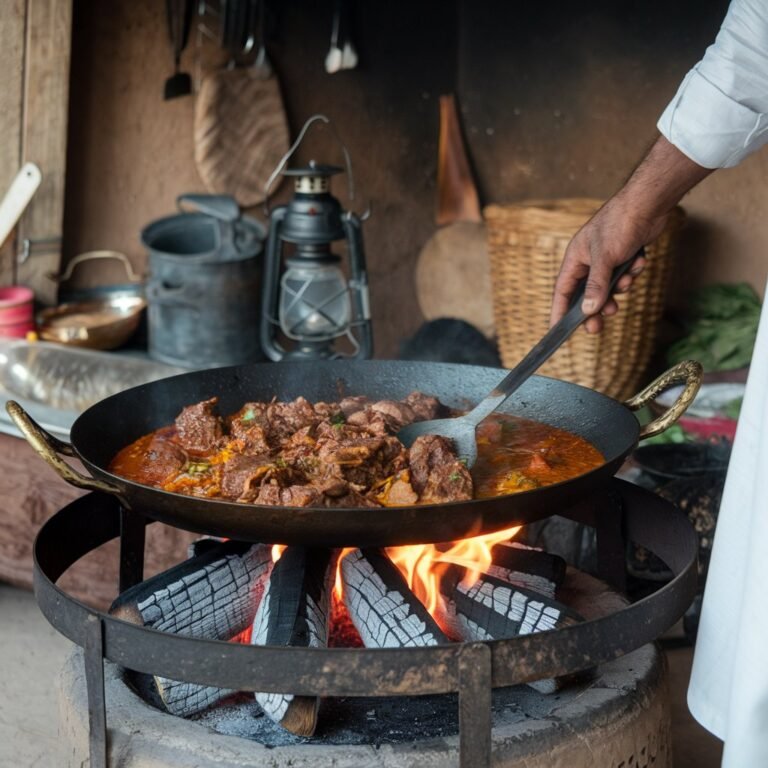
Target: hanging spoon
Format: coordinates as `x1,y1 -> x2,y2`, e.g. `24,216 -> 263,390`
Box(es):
397,253 -> 642,466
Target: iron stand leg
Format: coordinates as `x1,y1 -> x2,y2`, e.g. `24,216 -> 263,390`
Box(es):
119,507 -> 146,593
84,614 -> 108,768
594,490 -> 627,593
458,642 -> 492,768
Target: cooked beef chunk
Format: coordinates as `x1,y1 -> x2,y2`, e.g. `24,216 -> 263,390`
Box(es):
313,401 -> 344,421
175,397 -> 223,454
280,425 -> 318,465
316,476 -> 352,497
325,488 -> 381,508
404,391 -> 444,421
266,397 -> 319,443
314,426 -> 408,492
346,408 -> 389,435
254,483 -> 323,507
318,436 -> 384,467
228,402 -> 269,436
370,400 -> 416,430
137,434 -> 186,486
408,435 -> 473,504
339,396 -> 370,417
315,421 -> 371,443
220,454 -> 272,500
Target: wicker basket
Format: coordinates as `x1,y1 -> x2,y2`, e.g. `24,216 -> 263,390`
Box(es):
485,198 -> 684,400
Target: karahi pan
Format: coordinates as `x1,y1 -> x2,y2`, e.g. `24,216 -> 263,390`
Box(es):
7,359 -> 701,547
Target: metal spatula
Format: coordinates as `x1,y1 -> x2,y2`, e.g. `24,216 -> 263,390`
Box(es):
397,254 -> 641,466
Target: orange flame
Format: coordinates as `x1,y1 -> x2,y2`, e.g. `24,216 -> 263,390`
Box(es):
272,527 -> 520,623
386,525 -> 521,615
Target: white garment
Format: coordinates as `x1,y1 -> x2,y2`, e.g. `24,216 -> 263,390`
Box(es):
686,286 -> 768,767
657,2 -> 768,763
658,0 -> 768,168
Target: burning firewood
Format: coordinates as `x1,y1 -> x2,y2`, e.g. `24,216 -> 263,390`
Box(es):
110,540 -> 273,716
341,548 -> 450,648
488,542 -> 566,598
250,547 -> 335,737
437,562 -> 584,693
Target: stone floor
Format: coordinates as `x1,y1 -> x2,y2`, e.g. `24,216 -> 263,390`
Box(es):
0,583 -> 724,767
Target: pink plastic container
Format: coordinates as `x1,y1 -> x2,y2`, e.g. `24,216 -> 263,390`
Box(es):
0,286 -> 35,337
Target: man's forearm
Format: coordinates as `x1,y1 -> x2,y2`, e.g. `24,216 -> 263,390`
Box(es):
616,135 -> 713,220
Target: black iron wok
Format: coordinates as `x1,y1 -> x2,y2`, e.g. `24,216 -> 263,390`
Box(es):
7,359 -> 701,547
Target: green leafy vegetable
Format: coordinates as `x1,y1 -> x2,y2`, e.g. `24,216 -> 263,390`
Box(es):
241,407 -> 256,422
667,283 -> 761,372
186,461 -> 211,474
640,424 -> 689,445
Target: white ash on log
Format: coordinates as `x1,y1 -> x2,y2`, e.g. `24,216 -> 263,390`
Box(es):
110,541 -> 273,716
437,564 -> 585,693
250,547 -> 335,738
488,542 -> 566,598
341,548 -> 450,648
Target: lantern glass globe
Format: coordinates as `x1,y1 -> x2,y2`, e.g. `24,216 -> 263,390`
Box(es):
278,263 -> 352,341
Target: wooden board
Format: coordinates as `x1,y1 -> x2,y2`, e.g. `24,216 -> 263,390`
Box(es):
16,0 -> 73,305
0,0 -> 27,284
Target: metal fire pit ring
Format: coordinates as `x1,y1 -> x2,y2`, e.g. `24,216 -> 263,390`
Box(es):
33,479 -> 698,768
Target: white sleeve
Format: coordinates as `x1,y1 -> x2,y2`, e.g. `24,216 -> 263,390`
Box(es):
658,0 -> 768,168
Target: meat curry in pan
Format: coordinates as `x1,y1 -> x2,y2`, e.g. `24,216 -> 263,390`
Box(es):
109,392 -> 604,508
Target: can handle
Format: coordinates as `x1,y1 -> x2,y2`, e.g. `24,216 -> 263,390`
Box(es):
5,401 -> 125,497
49,250 -> 142,284
624,360 -> 703,439
177,194 -> 240,222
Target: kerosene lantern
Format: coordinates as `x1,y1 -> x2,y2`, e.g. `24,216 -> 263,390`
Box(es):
260,153 -> 372,361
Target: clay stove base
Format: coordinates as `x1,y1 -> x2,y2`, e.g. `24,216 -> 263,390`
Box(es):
57,642 -> 670,768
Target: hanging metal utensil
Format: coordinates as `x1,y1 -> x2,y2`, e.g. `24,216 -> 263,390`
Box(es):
251,0 -> 272,78
163,0 -> 194,99
325,0 -> 357,73
325,0 -> 343,73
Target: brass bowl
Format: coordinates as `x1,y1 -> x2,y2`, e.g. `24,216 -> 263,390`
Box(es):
37,296 -> 146,350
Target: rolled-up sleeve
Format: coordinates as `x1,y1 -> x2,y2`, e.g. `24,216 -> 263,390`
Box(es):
658,0 -> 768,168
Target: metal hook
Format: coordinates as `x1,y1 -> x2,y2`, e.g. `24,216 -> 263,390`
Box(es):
263,114 -> 359,216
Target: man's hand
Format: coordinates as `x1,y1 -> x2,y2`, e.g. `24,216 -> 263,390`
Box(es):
549,136 -> 712,333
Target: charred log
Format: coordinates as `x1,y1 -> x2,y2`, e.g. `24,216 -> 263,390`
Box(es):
488,542 -> 566,599
437,565 -> 585,693
341,548 -> 450,648
110,540 -> 272,716
250,547 -> 335,737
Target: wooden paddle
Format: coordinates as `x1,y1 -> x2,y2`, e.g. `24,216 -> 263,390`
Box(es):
415,95 -> 494,338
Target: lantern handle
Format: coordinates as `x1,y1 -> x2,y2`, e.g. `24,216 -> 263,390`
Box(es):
263,114 -> 365,216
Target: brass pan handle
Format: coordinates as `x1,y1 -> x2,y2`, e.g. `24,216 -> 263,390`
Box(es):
5,401 -> 125,497
624,360 -> 703,440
